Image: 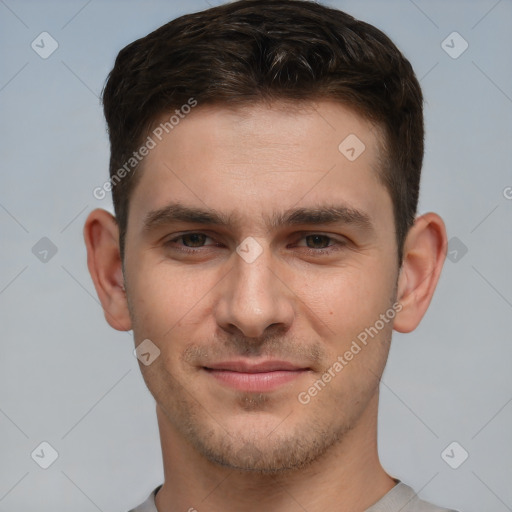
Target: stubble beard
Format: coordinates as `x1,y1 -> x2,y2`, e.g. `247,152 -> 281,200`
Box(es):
154,365 -> 366,475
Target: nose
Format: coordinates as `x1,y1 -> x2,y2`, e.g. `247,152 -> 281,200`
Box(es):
214,241 -> 295,340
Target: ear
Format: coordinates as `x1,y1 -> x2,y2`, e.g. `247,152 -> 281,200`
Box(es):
394,212 -> 447,333
83,208 -> 132,331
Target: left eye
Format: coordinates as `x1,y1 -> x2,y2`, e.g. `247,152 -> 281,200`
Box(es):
297,234 -> 335,249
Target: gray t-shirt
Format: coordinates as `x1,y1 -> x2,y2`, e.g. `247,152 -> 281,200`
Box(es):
128,481 -> 458,511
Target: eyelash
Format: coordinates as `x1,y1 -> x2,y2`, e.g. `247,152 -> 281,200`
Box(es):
164,232 -> 347,256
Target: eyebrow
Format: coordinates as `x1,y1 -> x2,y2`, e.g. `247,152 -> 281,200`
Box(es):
143,202 -> 374,233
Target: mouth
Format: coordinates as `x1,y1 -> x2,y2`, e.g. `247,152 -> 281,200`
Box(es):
202,360 -> 311,392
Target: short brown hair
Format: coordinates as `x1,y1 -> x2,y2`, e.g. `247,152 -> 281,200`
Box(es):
102,0 -> 423,265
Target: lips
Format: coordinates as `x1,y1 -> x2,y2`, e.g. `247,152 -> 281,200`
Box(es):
204,360 -> 307,373
203,359 -> 310,392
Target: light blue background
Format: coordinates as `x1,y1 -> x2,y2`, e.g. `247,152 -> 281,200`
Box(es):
1,1 -> 511,511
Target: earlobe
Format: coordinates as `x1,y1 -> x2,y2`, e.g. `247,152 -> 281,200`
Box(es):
83,208 -> 132,331
393,212 -> 447,333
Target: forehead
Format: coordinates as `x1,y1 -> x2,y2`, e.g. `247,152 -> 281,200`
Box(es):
127,99 -> 391,234
148,99 -> 383,166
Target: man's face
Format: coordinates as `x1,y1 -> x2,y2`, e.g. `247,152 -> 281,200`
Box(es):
123,100 -> 399,472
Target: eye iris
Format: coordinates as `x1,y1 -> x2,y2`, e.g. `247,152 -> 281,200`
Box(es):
306,235 -> 330,249
182,234 -> 206,247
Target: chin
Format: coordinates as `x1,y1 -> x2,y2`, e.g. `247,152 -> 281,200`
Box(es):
186,416 -> 348,474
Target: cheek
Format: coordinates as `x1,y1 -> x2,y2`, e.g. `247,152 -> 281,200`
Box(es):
130,261 -> 203,317
126,261 -> 220,364
125,266 -> 175,343
305,262 -> 395,327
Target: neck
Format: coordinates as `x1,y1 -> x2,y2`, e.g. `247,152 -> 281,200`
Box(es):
154,392 -> 395,512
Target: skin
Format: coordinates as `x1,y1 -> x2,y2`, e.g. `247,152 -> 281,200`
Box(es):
84,100 -> 447,512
